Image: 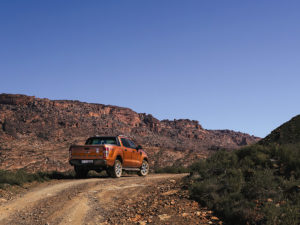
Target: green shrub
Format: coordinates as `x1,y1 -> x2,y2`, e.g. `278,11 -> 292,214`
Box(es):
0,170 -> 42,188
155,165 -> 190,174
0,170 -> 76,189
189,146 -> 300,225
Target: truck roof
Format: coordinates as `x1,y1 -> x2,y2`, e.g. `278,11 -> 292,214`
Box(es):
90,135 -> 130,139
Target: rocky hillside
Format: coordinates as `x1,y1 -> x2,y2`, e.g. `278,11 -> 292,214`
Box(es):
0,94 -> 260,172
259,115 -> 300,145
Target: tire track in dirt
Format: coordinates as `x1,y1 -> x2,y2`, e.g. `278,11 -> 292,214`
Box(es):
0,178 -> 101,223
0,174 -> 186,225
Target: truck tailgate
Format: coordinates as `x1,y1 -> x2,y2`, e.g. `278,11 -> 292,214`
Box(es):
70,145 -> 104,159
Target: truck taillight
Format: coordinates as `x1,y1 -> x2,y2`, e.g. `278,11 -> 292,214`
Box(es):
103,147 -> 110,159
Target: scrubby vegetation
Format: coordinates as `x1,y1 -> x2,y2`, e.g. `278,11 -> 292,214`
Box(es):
154,165 -> 190,174
189,144 -> 300,225
260,115 -> 300,145
0,170 -> 75,188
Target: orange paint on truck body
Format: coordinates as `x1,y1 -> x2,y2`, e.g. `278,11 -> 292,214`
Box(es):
69,135 -> 149,178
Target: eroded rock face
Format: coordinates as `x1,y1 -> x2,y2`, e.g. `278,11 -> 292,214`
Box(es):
0,94 -> 260,172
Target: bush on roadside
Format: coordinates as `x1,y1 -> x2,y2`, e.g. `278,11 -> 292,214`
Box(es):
189,144 -> 300,225
155,165 -> 190,174
0,170 -> 76,189
0,169 -> 46,188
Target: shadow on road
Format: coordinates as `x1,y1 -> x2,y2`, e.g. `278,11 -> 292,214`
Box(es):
46,171 -> 141,180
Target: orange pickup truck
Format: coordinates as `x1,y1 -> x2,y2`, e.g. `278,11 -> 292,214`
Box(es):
69,135 -> 149,178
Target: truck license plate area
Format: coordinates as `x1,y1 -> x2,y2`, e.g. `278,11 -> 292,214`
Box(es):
81,160 -> 93,164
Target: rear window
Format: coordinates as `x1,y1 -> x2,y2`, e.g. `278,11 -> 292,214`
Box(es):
121,138 -> 137,149
127,139 -> 137,149
121,138 -> 131,148
85,137 -> 118,145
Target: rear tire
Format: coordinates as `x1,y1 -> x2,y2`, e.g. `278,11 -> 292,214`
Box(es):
109,160 -> 122,178
138,160 -> 149,176
75,166 -> 88,178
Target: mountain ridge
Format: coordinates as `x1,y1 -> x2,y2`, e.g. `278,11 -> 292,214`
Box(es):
0,93 -> 260,172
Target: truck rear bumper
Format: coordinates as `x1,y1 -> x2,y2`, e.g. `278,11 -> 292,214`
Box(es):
69,159 -> 107,167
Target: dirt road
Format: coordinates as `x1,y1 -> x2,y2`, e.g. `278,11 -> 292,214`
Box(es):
0,174 -> 221,225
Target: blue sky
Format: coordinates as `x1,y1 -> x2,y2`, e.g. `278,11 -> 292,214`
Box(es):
0,1 -> 300,138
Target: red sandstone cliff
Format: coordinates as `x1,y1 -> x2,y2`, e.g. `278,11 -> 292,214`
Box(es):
0,94 -> 260,172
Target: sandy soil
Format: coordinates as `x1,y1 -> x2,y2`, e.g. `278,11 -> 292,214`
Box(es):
0,174 -> 222,225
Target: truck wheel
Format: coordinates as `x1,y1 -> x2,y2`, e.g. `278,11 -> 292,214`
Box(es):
110,160 -> 122,178
138,160 -> 149,176
75,166 -> 88,178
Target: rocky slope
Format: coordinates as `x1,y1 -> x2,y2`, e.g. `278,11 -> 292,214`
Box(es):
259,114 -> 300,145
0,94 -> 260,172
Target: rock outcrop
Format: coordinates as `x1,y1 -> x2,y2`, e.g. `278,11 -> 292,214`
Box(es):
0,94 -> 260,172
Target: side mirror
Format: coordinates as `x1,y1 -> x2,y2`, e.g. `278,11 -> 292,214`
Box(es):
136,145 -> 142,150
